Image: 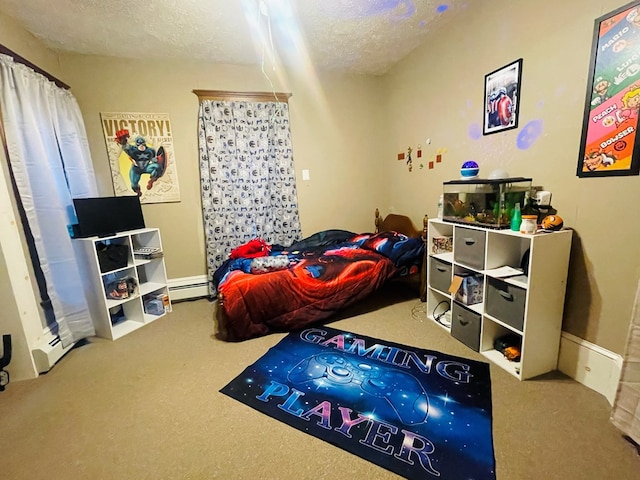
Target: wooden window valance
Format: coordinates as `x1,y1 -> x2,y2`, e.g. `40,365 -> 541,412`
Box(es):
0,44 -> 70,90
193,90 -> 291,103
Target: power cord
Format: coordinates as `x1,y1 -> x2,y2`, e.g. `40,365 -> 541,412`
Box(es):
411,300 -> 427,321
433,301 -> 451,328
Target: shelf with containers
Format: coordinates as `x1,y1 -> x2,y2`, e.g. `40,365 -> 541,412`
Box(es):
74,228 -> 171,341
426,217 -> 572,380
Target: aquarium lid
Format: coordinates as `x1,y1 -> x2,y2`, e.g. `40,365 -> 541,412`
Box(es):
443,177 -> 532,185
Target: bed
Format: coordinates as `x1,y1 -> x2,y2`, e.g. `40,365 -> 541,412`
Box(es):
214,209 -> 428,341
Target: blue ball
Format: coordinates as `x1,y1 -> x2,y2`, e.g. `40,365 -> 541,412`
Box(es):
461,161 -> 479,179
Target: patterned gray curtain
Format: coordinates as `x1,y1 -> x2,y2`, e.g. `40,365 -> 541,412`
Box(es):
198,99 -> 302,295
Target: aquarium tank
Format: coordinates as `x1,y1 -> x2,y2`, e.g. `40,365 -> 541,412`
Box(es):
442,177 -> 533,229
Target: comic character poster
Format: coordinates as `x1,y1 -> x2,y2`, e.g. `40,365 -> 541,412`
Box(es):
483,58 -> 522,136
578,1 -> 640,177
101,112 -> 181,202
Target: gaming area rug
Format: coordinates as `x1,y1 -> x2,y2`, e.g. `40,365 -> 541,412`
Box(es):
220,326 -> 496,480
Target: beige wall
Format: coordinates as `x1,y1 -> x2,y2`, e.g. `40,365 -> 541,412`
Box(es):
1,1 -> 638,360
382,0 -> 640,353
0,10 -> 63,78
57,56 -> 389,280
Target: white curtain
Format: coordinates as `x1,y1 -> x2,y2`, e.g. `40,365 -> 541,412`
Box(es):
0,53 -> 98,346
198,99 -> 302,295
611,278 -> 640,447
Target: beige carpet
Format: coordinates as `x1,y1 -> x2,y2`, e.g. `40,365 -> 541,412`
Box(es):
1,284 -> 638,479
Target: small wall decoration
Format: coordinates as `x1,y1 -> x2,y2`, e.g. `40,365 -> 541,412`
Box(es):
577,1 -> 640,178
483,59 -> 523,136
101,112 -> 181,203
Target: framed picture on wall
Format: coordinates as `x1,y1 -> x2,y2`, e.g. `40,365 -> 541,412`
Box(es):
577,1 -> 640,177
483,58 -> 522,136
100,112 -> 182,202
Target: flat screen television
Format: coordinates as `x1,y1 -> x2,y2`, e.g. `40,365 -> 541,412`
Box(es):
72,196 -> 145,238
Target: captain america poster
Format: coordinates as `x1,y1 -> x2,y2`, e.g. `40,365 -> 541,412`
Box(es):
101,112 -> 181,203
483,58 -> 522,136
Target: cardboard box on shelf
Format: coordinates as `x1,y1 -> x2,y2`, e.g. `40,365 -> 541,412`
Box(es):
449,274 -> 483,306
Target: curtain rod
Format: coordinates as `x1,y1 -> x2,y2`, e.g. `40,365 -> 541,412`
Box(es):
193,89 -> 291,103
0,44 -> 70,90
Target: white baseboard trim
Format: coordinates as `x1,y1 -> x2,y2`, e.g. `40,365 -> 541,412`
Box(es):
168,275 -> 210,301
557,331 -> 623,406
31,333 -> 75,374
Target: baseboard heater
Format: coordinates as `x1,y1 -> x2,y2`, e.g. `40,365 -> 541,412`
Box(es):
168,275 -> 210,301
32,335 -> 74,373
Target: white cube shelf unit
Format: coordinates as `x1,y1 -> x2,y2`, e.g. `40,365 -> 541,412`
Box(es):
74,228 -> 171,340
426,218 -> 572,380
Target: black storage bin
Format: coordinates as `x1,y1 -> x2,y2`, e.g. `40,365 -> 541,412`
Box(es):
485,277 -> 526,331
453,227 -> 486,270
96,243 -> 130,273
451,302 -> 482,352
429,258 -> 452,293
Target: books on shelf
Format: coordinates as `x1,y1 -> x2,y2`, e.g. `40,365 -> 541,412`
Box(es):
485,265 -> 524,277
133,246 -> 163,259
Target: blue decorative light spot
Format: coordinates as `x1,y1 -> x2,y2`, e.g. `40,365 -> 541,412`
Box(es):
325,0 -> 416,19
517,120 -> 544,150
437,4 -> 449,13
468,123 -> 482,140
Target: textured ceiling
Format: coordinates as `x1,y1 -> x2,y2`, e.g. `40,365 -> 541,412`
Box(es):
0,0 -> 466,75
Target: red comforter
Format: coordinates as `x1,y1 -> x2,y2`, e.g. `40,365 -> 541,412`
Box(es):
215,231 -> 423,341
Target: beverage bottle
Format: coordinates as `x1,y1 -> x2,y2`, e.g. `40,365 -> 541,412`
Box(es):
510,202 -> 522,231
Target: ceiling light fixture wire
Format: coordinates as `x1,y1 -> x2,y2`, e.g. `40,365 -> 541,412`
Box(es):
256,0 -> 282,109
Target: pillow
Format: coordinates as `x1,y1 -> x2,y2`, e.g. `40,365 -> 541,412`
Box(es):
283,229 -> 357,252
249,255 -> 292,274
360,231 -> 424,268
